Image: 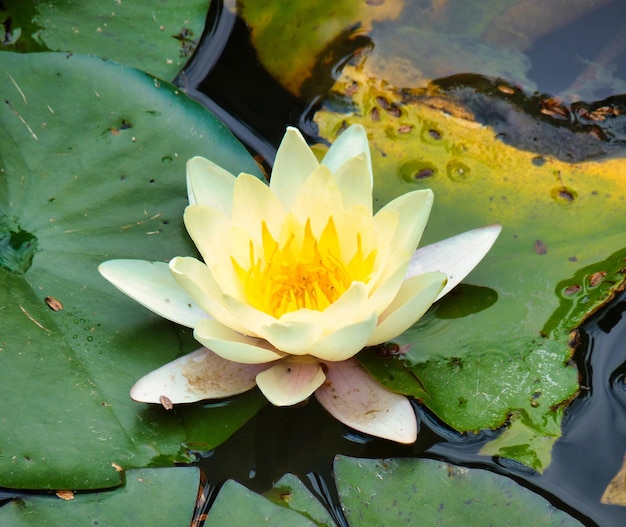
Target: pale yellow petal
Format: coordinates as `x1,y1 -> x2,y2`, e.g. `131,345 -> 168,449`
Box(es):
169,257 -> 248,334
194,318 -> 286,364
375,189 -> 433,252
270,127 -> 319,210
315,359 -> 417,443
232,172 -> 286,241
291,164 -> 344,233
130,347 -> 267,403
254,308 -> 324,355
256,360 -> 325,406
333,205 -> 376,263
98,259 -> 206,328
364,251 -> 411,315
322,124 -> 373,187
309,311 -> 378,361
183,204 -> 232,267
367,271 -> 446,346
186,156 -> 235,213
332,154 -> 372,213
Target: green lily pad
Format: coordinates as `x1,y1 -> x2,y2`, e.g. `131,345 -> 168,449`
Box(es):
264,473 -> 337,527
1,0 -> 208,80
0,467 -> 199,526
334,456 -> 583,526
0,51 -> 265,490
315,61 -> 626,468
206,479 -> 320,527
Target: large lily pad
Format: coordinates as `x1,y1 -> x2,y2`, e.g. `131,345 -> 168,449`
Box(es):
314,62 -> 626,469
206,479 -> 320,527
335,456 -> 583,526
1,0 -> 208,80
0,51 -> 265,490
0,467 -> 199,526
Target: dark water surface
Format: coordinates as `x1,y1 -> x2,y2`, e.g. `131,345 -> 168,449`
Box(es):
178,2 -> 626,525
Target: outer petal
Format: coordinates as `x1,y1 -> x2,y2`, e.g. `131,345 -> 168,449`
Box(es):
183,204 -> 232,267
375,189 -> 433,253
315,359 -> 417,443
406,224 -> 502,301
322,124 -> 373,187
367,271 -> 446,346
169,257 -> 248,334
130,347 -> 268,404
256,359 -> 326,406
186,156 -> 236,213
270,127 -> 320,210
98,260 -> 206,328
194,317 -> 287,364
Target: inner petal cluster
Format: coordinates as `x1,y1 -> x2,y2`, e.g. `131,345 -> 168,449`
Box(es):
232,216 -> 377,318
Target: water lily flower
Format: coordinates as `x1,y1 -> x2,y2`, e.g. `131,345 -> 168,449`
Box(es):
99,125 -> 501,444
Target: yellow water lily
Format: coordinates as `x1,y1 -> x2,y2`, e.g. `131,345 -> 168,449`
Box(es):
99,125 -> 500,443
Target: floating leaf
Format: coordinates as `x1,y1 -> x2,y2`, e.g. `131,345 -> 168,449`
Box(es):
206,479 -> 319,526
264,474 -> 337,527
335,456 -> 583,526
0,51 -> 264,489
1,0 -> 208,80
0,467 -> 199,526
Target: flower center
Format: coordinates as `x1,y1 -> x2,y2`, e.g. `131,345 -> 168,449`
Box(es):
233,217 -> 377,318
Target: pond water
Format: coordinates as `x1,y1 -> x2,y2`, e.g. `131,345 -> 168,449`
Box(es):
177,1 -> 626,525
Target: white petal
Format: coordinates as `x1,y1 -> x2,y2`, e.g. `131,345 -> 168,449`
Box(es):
367,271 -> 446,346
186,156 -> 236,213
98,260 -> 206,328
270,127 -> 320,210
322,124 -> 373,187
256,360 -> 326,406
406,224 -> 502,301
194,318 -> 286,364
315,359 -> 417,443
130,347 -> 268,404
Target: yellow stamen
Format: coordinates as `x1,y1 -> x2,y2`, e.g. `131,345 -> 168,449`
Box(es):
232,217 -> 377,318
